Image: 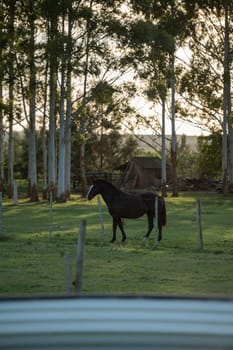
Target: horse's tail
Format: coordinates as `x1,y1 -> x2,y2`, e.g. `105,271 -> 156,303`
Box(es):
141,192 -> 166,226
160,197 -> 167,226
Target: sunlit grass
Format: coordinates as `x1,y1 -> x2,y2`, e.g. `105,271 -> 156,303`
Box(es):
0,192 -> 233,297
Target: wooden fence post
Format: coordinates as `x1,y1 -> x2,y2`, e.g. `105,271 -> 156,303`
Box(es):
196,200 -> 203,251
97,195 -> 105,244
75,219 -> 86,294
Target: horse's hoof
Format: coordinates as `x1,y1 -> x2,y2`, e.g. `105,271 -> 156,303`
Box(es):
110,239 -> 115,244
122,237 -> 127,242
143,236 -> 148,242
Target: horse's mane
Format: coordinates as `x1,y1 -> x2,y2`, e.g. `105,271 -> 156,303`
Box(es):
95,179 -> 122,194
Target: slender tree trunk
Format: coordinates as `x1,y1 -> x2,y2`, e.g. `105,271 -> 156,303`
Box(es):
170,51 -> 178,197
48,16 -> 57,197
48,68 -> 56,196
0,82 -> 3,194
0,1 -> 4,194
29,128 -> 38,201
80,143 -> 87,197
42,60 -> 48,200
57,85 -> 66,202
222,130 -> 228,195
161,98 -> 167,197
28,0 -> 38,201
64,5 -> 73,200
7,0 -> 15,198
223,4 -> 232,193
99,120 -> 104,171
0,14 -> 3,193
79,0 -> 93,197
65,98 -> 71,199
57,15 -> 66,203
7,97 -> 14,199
65,56 -> 72,198
42,124 -> 48,200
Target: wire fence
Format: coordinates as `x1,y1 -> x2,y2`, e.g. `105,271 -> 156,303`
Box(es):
0,191 -> 211,250
0,193 -> 83,239
1,189 -> 232,251
1,190 -> 233,297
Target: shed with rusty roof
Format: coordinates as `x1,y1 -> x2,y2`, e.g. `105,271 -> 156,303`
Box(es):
117,157 -> 169,190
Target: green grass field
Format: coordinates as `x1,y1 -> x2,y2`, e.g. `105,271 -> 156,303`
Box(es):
0,192 -> 233,297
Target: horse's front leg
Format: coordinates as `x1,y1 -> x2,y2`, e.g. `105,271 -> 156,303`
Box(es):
118,218 -> 127,242
111,218 -> 118,243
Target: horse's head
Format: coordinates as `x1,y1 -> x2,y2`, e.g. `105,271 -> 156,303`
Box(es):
86,181 -> 101,200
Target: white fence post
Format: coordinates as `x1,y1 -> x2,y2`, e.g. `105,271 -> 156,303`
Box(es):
75,219 -> 86,294
196,199 -> 203,251
97,195 -> 105,244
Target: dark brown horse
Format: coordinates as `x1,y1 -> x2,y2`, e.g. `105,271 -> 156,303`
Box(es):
87,179 -> 166,243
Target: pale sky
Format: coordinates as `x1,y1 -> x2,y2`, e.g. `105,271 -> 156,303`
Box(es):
129,46 -> 211,137
167,118 -> 209,136
132,96 -> 209,136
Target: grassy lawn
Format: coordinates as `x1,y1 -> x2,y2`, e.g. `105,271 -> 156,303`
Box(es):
0,192 -> 233,297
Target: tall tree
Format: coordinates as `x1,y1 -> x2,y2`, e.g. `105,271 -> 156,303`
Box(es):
28,0 -> 39,201
41,61 -> 49,200
45,0 -> 59,197
63,1 -> 75,200
6,0 -> 16,198
0,1 -> 5,193
155,1 -> 193,196
72,0 -> 132,196
179,0 -> 233,193
223,1 -> 232,193
169,49 -> 178,196
0,83 -> 3,194
57,2 -> 67,203
128,0 -> 194,196
79,0 -> 93,197
126,5 -> 176,195
160,83 -> 167,197
13,0 -> 39,201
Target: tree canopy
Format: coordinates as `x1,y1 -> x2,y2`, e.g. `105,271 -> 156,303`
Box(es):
0,0 -> 232,198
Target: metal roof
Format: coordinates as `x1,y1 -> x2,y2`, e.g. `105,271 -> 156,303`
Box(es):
1,296 -> 233,349
117,157 -> 162,171
132,157 -> 162,169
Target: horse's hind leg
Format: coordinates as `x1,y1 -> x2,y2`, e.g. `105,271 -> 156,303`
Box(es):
144,213 -> 154,240
158,224 -> 162,241
111,218 -> 118,243
118,218 -> 127,242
